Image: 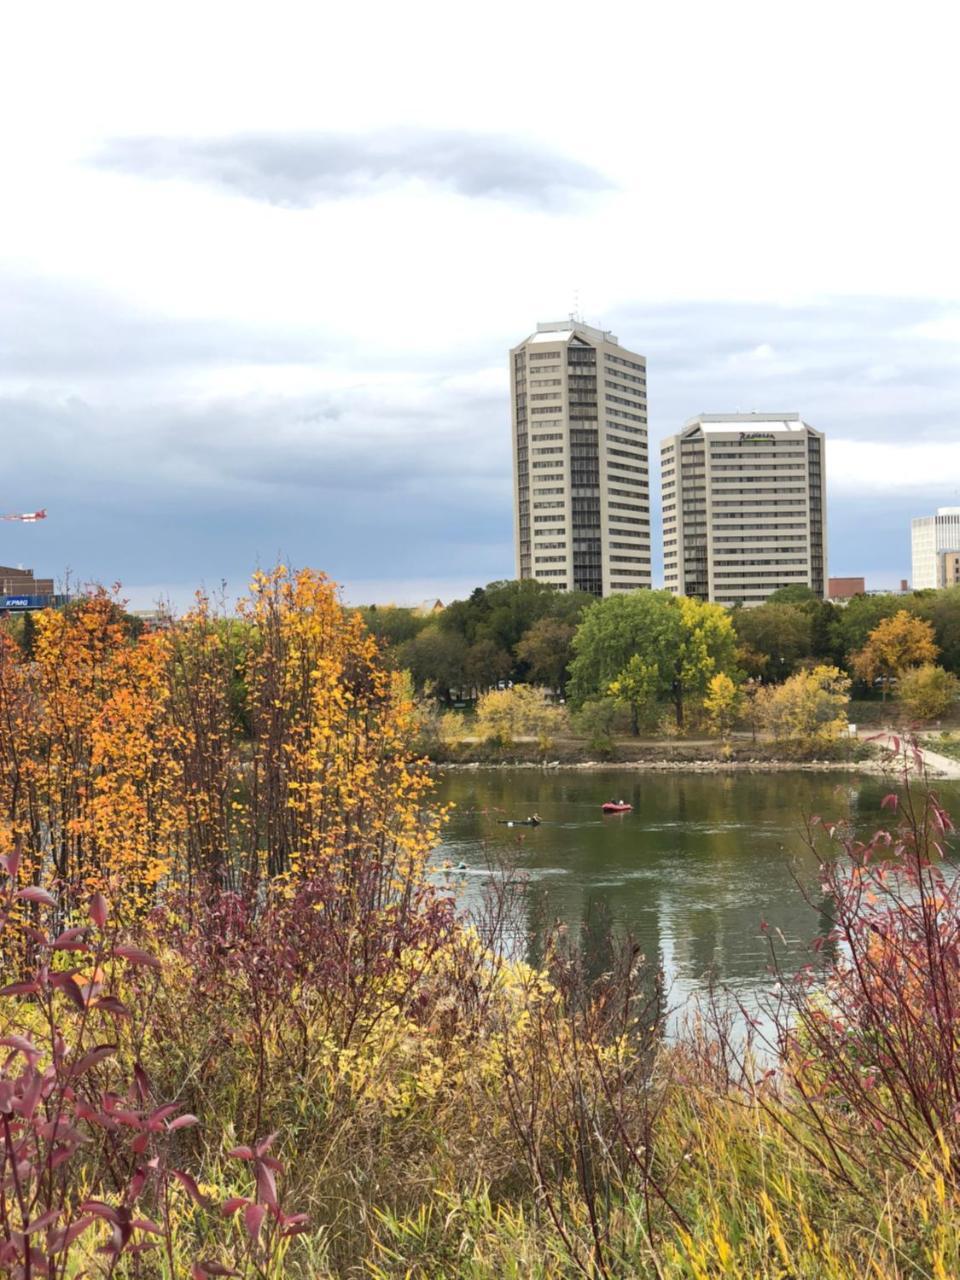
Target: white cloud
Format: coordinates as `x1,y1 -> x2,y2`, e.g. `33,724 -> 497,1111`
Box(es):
829,439 -> 960,495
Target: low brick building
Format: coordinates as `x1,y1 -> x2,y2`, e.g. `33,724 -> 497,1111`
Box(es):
0,566 -> 54,595
828,576 -> 865,601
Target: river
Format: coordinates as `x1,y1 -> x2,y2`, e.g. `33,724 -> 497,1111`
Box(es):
431,767 -> 960,1027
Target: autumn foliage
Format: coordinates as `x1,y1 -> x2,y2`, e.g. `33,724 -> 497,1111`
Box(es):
4,573 -> 960,1276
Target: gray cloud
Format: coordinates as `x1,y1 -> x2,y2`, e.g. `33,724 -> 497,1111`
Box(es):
4,272 -> 960,603
93,129 -> 612,210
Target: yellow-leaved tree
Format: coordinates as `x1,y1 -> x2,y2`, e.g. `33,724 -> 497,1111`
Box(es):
703,672 -> 742,738
757,664 -> 851,755
0,568 -> 440,916
851,610 -> 939,701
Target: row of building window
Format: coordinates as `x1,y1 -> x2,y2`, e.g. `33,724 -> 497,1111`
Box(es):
713,570 -> 809,580
604,353 -> 645,373
604,365 -> 646,386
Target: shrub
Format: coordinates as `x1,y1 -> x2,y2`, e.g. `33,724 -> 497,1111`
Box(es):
757,663 -> 850,755
572,697 -> 627,756
474,684 -> 566,749
897,662 -> 959,720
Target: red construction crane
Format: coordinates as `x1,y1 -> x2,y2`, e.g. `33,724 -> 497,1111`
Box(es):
0,509 -> 46,523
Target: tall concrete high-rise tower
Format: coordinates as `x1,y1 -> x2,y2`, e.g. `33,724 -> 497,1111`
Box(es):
510,320 -> 650,596
660,413 -> 827,606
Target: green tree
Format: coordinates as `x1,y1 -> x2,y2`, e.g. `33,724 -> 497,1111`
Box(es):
897,663 -> 959,720
515,617 -> 576,693
732,603 -> 812,679
765,585 -> 821,607
568,591 -> 738,728
463,638 -> 512,693
914,588 -> 960,676
396,625 -> 468,703
358,605 -> 429,650
608,653 -> 659,735
851,610 -> 939,700
441,579 -> 593,656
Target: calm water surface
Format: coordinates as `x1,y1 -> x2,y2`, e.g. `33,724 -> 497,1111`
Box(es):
431,769 -> 960,1021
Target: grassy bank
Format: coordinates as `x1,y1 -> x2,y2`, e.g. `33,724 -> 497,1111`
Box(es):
424,734 -> 878,767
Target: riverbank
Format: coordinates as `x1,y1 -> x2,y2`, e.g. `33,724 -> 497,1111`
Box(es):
437,756 -> 886,773
433,739 -> 960,778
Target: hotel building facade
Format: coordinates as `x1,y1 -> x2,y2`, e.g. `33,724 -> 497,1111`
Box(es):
911,508 -> 960,589
510,320 -> 650,596
660,413 -> 826,606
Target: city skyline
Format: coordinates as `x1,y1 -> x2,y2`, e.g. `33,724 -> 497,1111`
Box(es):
3,4 -> 960,611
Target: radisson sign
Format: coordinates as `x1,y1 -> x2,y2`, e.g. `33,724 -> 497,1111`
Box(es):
739,432 -> 776,441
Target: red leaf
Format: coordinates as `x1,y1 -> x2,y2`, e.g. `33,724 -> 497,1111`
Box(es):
0,980 -> 40,996
90,893 -> 109,929
880,793 -> 899,811
24,1208 -> 60,1235
255,1161 -> 278,1209
172,1169 -> 209,1207
255,1131 -> 279,1158
63,1215 -> 96,1247
51,973 -> 86,1012
52,927 -> 90,949
0,847 -> 20,879
16,885 -> 56,906
220,1197 -> 248,1216
95,995 -> 130,1017
113,945 -> 161,969
71,1044 -> 116,1076
147,1102 -> 181,1129
244,1203 -> 266,1242
79,1200 -> 122,1224
0,1033 -> 40,1061
168,1113 -> 200,1132
194,1262 -> 240,1278
227,1145 -> 255,1160
131,1218 -> 162,1235
133,1062 -> 151,1101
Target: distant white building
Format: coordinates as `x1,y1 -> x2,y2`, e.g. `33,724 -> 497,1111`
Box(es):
660,413 -> 827,606
911,508 -> 960,589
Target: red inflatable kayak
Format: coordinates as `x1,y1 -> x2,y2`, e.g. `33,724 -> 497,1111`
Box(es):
601,802 -> 632,814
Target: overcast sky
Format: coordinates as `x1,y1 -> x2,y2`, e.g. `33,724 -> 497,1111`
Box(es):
3,0 -> 960,609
